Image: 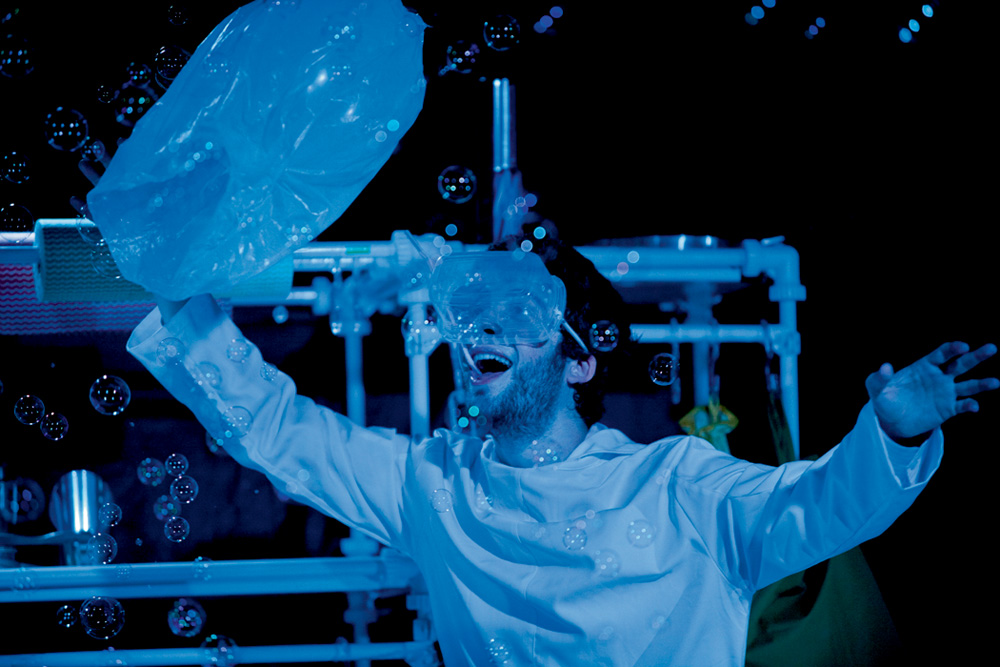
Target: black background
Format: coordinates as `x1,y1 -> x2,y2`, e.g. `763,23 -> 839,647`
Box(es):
1,0 -> 994,663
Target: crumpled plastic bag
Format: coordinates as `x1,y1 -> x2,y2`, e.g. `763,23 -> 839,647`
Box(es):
87,0 -> 426,301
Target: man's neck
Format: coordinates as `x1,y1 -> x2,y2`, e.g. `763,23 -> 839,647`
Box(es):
493,408 -> 589,468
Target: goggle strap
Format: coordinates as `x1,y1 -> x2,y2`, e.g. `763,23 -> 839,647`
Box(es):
561,320 -> 590,356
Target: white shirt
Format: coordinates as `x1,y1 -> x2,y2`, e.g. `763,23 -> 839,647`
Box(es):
128,295 -> 943,666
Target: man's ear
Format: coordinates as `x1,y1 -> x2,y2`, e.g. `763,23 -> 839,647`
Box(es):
566,355 -> 597,385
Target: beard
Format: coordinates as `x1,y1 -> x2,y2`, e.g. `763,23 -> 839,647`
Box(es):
473,345 -> 567,444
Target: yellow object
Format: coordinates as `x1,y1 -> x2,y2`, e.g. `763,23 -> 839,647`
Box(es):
679,401 -> 738,454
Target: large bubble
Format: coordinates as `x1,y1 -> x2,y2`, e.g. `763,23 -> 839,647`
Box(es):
168,597 -> 207,638
44,107 -> 89,152
89,375 -> 131,415
13,394 -> 45,425
79,596 -> 125,640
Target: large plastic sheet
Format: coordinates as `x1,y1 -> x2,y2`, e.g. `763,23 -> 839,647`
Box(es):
87,0 -> 426,300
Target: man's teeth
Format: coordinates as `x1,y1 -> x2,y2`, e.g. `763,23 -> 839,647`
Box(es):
473,353 -> 513,374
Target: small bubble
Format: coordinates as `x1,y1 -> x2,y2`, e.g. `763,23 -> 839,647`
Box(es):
563,525 -> 587,550
260,363 -> 278,382
195,362 -> 222,389
164,516 -> 190,543
169,475 -> 199,504
44,107 -> 89,152
487,638 -> 510,664
627,519 -> 655,548
200,634 -> 239,666
116,564 -> 133,580
271,305 -> 289,324
153,494 -> 181,521
589,321 -> 619,352
137,458 -> 166,487
79,596 -> 125,640
0,477 -> 45,523
167,5 -> 190,25
86,532 -> 119,564
99,502 -> 122,528
1,151 -> 30,183
125,61 -> 152,85
90,246 -> 122,279
442,41 -> 480,75
437,165 -> 477,204
165,453 -> 189,477
483,15 -> 520,51
193,556 -> 213,580
430,488 -> 454,512
153,44 -> 190,84
222,406 -> 253,438
648,353 -> 678,386
0,33 -> 35,78
594,549 -> 621,577
226,339 -> 251,363
39,412 -> 69,440
13,394 -> 45,425
90,375 -> 131,415
156,338 -> 187,366
167,597 -> 207,638
56,604 -> 79,629
0,202 -> 34,242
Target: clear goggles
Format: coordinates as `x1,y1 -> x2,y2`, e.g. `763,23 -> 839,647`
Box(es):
428,250 -> 588,352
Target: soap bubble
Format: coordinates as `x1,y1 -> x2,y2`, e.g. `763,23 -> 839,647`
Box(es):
154,45 -> 190,85
0,33 -> 35,79
80,140 -> 107,163
170,475 -> 199,503
226,339 -> 251,363
99,502 -> 122,528
648,353 -> 678,386
56,604 -> 79,629
200,634 -> 239,667
193,556 -> 214,580
90,245 -> 122,279
271,305 -> 289,324
126,61 -> 153,85
165,453 -> 189,477
563,524 -> 587,550
2,151 -> 30,183
626,519 -> 655,548
438,165 -> 477,203
85,532 -> 119,564
260,362 -> 278,382
430,489 -> 453,512
164,516 -> 191,542
168,597 -> 207,638
589,321 -> 619,353
153,494 -> 181,521
79,596 -> 125,640
90,375 -> 131,415
594,549 -> 621,578
483,15 -> 520,51
44,107 -> 89,152
195,362 -> 222,389
205,431 -> 229,456
13,394 -> 45,425
0,476 -> 45,523
442,41 -> 480,75
114,82 -> 159,128
0,202 -> 34,242
487,639 -> 510,665
156,338 -> 187,366
222,406 -> 254,438
137,458 -> 166,487
77,218 -> 106,246
96,83 -> 120,104
39,412 -> 69,440
167,5 -> 190,26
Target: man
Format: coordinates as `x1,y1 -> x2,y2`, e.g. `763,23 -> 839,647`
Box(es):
131,236 -> 996,666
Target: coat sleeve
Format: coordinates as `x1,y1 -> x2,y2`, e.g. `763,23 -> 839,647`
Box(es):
127,294 -> 409,548
670,402 -> 943,592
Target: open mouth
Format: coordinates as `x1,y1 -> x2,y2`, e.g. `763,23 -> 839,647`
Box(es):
465,347 -> 514,385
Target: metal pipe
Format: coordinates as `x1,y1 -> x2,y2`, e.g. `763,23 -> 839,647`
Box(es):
0,557 -> 420,603
1,641 -> 436,666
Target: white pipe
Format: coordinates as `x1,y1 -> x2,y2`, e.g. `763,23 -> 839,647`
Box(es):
408,304 -> 432,439
632,323 -> 790,344
345,330 -> 366,426
0,557 -> 420,603
1,641 -> 436,666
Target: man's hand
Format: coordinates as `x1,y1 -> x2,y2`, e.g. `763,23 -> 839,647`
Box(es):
867,342 -> 999,442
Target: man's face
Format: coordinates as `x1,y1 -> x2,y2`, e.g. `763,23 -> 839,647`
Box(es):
466,338 -> 568,440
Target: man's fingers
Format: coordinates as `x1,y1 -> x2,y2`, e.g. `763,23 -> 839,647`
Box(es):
956,398 -> 980,415
866,364 -> 892,398
955,377 -> 1000,398
945,343 -> 998,376
925,341 -> 970,367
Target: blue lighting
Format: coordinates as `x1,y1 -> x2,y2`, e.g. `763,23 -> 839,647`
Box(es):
808,25 -> 819,35
804,30 -> 814,39
762,0 -> 776,7
922,4 -> 933,17
750,6 -> 765,19
550,6 -> 564,18
745,13 -> 759,25
898,27 -> 913,43
909,19 -> 920,32
816,17 -> 826,28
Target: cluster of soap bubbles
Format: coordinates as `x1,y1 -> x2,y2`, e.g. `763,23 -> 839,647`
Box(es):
804,17 -> 827,39
899,4 -> 935,43
138,452 -> 197,542
745,0 -> 777,25
0,476 -> 45,524
14,394 -> 70,441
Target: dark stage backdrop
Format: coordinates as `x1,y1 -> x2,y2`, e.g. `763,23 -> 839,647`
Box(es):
1,1 -> 993,663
